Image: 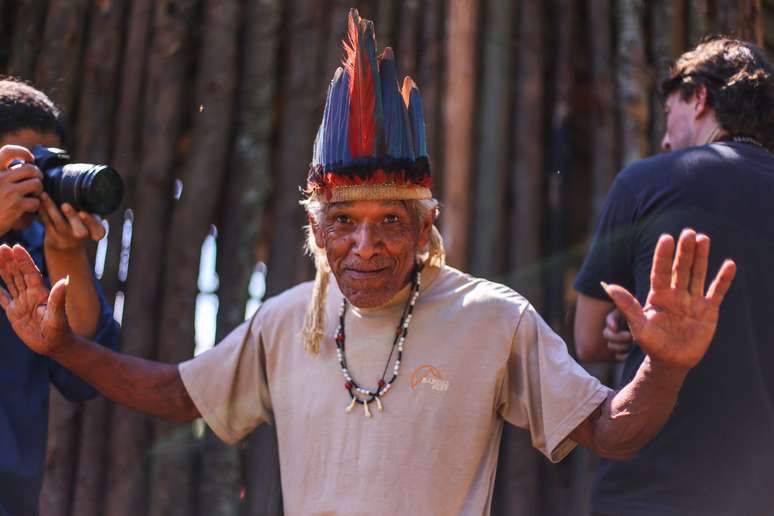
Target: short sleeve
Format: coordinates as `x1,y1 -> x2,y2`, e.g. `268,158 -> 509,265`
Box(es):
498,304 -> 610,462
179,311 -> 273,444
574,175 -> 638,299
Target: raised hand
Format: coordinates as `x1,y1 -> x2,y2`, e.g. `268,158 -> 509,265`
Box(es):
0,244 -> 72,356
602,229 -> 736,370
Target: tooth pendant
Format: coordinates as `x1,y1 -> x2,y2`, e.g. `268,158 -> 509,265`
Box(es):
344,396 -> 384,417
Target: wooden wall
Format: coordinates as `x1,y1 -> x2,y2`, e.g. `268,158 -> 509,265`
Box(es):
0,1 -> 770,514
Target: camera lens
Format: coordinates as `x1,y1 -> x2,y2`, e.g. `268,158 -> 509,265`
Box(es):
56,164 -> 124,215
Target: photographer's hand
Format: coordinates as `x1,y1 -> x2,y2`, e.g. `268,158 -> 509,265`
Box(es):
38,193 -> 105,339
38,193 -> 106,251
0,145 -> 43,236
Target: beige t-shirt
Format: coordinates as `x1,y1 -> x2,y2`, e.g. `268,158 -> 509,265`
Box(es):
180,265 -> 609,515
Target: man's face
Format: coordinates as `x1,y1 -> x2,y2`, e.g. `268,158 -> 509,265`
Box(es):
661,92 -> 698,152
313,200 -> 432,308
0,129 -> 61,231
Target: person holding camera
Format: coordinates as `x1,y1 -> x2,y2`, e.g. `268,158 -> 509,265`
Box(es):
0,78 -> 119,516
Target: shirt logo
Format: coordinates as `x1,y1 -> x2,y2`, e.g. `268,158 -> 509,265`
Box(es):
410,364 -> 450,392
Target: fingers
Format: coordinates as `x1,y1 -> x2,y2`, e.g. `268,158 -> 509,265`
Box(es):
671,229 -> 696,290
0,145 -> 35,170
601,282 -> 646,335
605,310 -> 619,333
689,233 -> 710,297
60,203 -> 89,239
78,212 -> 106,240
603,325 -> 632,343
12,245 -> 46,290
706,259 -> 737,307
48,277 -> 69,322
650,234 -> 676,291
0,285 -> 10,311
38,193 -> 71,234
0,245 -> 16,298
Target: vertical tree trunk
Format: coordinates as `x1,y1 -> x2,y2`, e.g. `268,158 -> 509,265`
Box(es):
100,0 -> 154,306
650,0 -> 685,151
201,1 -> 282,515
148,1 -> 239,515
616,0 -> 651,164
397,0 -> 421,78
509,0 -> 545,307
688,0 -> 710,46
6,0 -> 49,79
36,4 -> 94,513
470,0 -> 513,279
33,0 -> 90,117
262,1 -> 328,299
441,0 -> 478,268
494,2 -> 547,515
105,2 -> 197,515
69,3 -> 130,515
417,0 -> 445,199
590,0 -> 618,220
39,390 -> 80,516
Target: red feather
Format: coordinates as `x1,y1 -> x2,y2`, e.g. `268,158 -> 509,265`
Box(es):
343,9 -> 376,158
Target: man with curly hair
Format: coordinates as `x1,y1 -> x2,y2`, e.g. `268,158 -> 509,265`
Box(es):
0,78 -> 119,515
575,36 -> 774,515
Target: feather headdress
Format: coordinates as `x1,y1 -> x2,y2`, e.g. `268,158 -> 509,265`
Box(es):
307,8 -> 431,202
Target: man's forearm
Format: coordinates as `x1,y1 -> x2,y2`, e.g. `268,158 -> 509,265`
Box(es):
49,333 -> 200,423
588,357 -> 687,459
45,247 -> 100,337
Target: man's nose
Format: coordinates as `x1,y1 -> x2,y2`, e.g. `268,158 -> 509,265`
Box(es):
352,223 -> 380,260
661,133 -> 672,152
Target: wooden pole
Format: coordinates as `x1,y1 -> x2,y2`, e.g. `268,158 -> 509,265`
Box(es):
105,1 -> 197,514
441,0 -> 478,269
470,0 -> 513,278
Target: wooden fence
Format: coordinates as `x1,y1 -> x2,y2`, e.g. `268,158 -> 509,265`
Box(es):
0,0 -> 771,515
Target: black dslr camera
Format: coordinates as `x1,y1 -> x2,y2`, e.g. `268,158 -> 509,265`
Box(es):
31,146 -> 124,216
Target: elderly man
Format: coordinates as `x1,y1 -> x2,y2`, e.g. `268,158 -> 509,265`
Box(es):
0,11 -> 736,516
574,37 -> 773,515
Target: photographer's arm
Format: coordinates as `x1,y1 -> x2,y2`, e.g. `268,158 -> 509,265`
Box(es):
0,244 -> 199,422
39,192 -> 106,338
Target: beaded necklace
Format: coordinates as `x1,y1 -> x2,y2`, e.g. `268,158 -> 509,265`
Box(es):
335,265 -> 422,417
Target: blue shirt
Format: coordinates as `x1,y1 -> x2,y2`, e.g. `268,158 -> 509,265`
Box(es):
0,222 -> 119,516
575,142 -> 774,516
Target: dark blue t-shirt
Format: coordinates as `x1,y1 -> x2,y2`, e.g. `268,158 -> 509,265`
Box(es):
575,141 -> 774,516
0,222 -> 119,516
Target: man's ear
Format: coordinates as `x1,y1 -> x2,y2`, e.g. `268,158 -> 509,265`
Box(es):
693,85 -> 710,118
308,213 -> 325,249
416,209 -> 434,251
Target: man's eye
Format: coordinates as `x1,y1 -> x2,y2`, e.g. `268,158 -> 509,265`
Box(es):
384,215 -> 399,224
335,215 -> 350,224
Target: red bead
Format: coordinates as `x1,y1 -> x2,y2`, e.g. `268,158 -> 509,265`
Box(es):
344,382 -> 352,390
378,380 -> 385,388
336,334 -> 344,343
